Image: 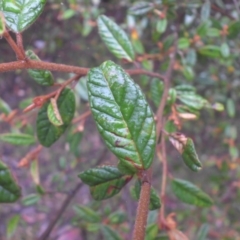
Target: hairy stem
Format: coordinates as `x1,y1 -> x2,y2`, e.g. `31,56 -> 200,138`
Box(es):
133,169 -> 152,240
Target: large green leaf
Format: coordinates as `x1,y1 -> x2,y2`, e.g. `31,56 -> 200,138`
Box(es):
101,225 -> 123,240
26,50 -> 54,86
0,161 -> 21,203
36,88 -> 75,147
97,15 -> 135,62
171,178 -> 213,207
73,205 -> 101,223
79,166 -> 131,200
0,0 -> 46,33
0,133 -> 35,146
87,61 -> 156,171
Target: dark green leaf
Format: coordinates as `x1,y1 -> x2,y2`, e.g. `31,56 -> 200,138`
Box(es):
73,205 -> 101,223
128,2 -> 154,16
0,97 -> 11,114
196,223 -> 209,240
108,211 -> 126,224
26,50 -> 54,86
0,0 -> 46,33
133,180 -> 161,210
201,0 -> 210,22
22,194 -> 40,206
171,178 -> 213,207
0,161 -> 21,203
198,45 -> 221,58
79,166 -> 131,201
97,15 -> 135,61
7,215 -> 20,238
169,134 -> 202,172
228,21 -> 240,39
101,225 -> 123,240
87,61 -> 156,170
0,133 -> 35,146
37,88 -> 75,147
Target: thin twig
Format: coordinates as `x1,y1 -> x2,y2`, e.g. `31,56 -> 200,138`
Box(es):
16,33 -> 26,59
3,31 -> 25,60
72,110 -> 91,124
133,169 -> 152,240
126,69 -> 165,81
38,148 -> 108,240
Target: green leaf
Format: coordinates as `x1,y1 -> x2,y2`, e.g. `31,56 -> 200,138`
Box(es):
206,28 -> 220,37
171,178 -> 213,207
26,50 -> 54,86
226,98 -> 235,118
196,22 -> 209,37
73,205 -> 101,223
228,21 -> 240,39
36,88 -> 75,147
0,12 -> 5,35
67,131 -> 83,158
128,2 -> 154,16
156,18 -> 167,34
79,166 -> 131,200
7,215 -> 20,238
175,84 -> 196,93
108,211 -> 126,224
186,49 -> 197,66
177,93 -> 208,110
0,0 -> 46,33
0,133 -> 35,146
0,161 -> 21,203
151,78 -> 164,106
0,97 -> 11,114
146,223 -> 158,240
76,76 -> 89,101
178,38 -> 190,49
198,45 -> 221,58
97,15 -> 135,62
47,98 -> 63,126
132,180 -> 161,210
201,0 -> 211,22
169,134 -> 202,172
220,43 -> 230,58
87,61 -> 156,170
196,223 -> 209,240
101,225 -> 123,240
182,65 -> 195,80
22,194 -> 40,206
132,38 -> 145,54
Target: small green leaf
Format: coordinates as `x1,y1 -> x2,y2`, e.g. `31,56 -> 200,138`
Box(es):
101,225 -> 123,240
7,215 -> 20,238
0,12 -> 5,35
201,0 -> 211,22
178,38 -> 190,50
97,15 -> 135,61
228,21 -> 240,39
37,88 -> 75,147
128,2 -> 154,16
198,45 -> 221,58
87,61 -> 156,170
146,223 -> 158,240
220,43 -> 230,58
0,133 -> 35,146
171,178 -> 213,207
186,49 -> 197,66
156,18 -> 167,34
196,223 -> 209,240
67,131 -> 83,158
26,50 -> 54,86
226,98 -> 235,118
108,211 -> 126,224
182,65 -> 195,81
175,84 -> 196,93
177,93 -> 208,110
0,0 -> 46,33
132,180 -> 161,210
206,28 -> 220,37
22,194 -> 40,206
169,134 -> 202,172
73,205 -> 101,223
197,22 -> 209,37
151,79 -> 164,108
76,76 -> 89,101
132,38 -> 145,54
79,166 -> 131,200
47,98 -> 63,126
0,161 -> 21,203
0,97 -> 11,114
